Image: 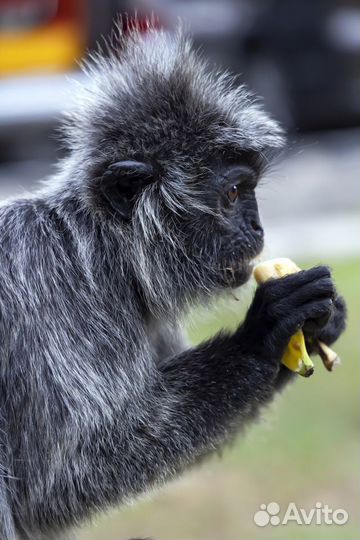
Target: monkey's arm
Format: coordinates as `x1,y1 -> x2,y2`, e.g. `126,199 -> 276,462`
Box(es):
154,291 -> 346,390
115,270 -> 334,494
157,266 -> 340,437
160,333 -> 280,439
128,267 -> 335,479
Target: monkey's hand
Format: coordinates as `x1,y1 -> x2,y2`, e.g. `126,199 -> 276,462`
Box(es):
239,266 -> 335,389
303,294 -> 347,353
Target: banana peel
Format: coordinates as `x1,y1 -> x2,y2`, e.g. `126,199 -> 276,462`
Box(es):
253,258 -> 340,377
314,340 -> 341,371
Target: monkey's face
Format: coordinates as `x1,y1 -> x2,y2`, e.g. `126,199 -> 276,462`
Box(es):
174,155 -> 265,292
208,163 -> 264,289
97,159 -> 266,302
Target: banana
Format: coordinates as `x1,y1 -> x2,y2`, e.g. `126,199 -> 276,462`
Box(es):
253,258 -> 315,377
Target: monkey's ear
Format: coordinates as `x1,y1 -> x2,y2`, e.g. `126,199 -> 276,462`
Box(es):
99,160 -> 154,219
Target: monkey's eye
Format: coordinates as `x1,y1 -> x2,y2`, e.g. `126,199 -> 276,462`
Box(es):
227,185 -> 239,203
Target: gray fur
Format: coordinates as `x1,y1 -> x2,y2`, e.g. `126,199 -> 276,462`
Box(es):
0,22 -> 340,540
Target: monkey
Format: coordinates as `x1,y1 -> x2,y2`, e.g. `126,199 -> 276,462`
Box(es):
0,23 -> 346,540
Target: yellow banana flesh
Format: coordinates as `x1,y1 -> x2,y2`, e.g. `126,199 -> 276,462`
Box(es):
253,258 -> 315,377
282,330 -> 314,377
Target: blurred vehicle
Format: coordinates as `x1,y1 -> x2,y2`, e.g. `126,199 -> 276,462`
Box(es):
238,0 -> 360,130
140,0 -> 360,131
0,0 -> 87,75
0,0 -> 359,141
0,0 -> 161,78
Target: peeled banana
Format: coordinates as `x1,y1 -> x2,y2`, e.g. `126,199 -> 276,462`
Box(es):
253,258 -> 340,377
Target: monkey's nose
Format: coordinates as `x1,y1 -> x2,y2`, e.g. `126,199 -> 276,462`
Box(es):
250,219 -> 264,237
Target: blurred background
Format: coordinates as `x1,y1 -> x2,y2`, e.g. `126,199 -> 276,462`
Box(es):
0,1 -> 359,539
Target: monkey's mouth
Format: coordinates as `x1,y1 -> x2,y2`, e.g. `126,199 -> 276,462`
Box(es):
218,259 -> 253,288
214,234 -> 264,289
219,253 -> 262,289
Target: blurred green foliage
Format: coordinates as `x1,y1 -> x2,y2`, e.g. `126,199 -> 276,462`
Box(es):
79,258 -> 360,540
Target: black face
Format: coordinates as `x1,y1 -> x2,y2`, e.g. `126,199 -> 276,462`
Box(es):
220,166 -> 263,286
188,160 -> 264,289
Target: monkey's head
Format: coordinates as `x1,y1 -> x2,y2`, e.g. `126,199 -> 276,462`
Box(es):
64,23 -> 285,313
